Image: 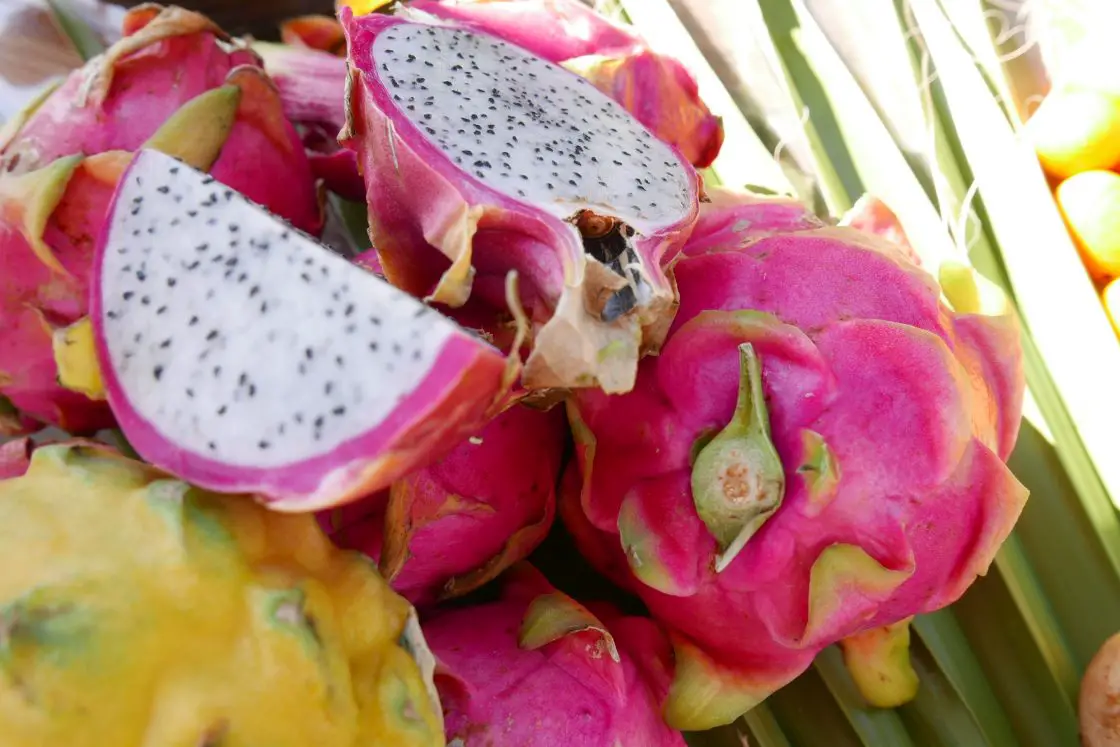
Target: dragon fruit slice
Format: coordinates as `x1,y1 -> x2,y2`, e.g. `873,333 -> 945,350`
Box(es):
319,401 -> 567,605
562,191 -> 1028,729
91,148 -> 513,510
422,564 -> 686,746
0,7 -> 323,435
341,9 -> 700,393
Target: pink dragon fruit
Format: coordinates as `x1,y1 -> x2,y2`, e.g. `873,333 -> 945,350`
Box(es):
1,4 -> 321,234
561,188 -> 1028,729
91,148 -> 516,510
319,401 -> 567,605
0,5 -> 323,435
341,9 -> 701,394
422,563 -> 687,746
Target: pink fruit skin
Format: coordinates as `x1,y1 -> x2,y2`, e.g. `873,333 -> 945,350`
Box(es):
0,6 -> 324,435
319,402 -> 567,606
253,42 -> 365,201
422,565 -> 686,746
0,438 -> 32,479
409,0 -> 723,167
0,157 -> 122,434
564,192 -> 1028,726
340,9 -> 700,392
92,149 -> 511,511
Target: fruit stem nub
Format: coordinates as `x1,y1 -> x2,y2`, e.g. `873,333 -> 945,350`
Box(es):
690,343 -> 786,571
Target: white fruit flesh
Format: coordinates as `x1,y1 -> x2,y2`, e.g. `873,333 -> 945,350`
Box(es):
372,23 -> 692,232
98,149 -> 471,468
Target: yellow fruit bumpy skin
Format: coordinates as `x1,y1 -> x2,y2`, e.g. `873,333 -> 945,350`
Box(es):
0,443 -> 444,747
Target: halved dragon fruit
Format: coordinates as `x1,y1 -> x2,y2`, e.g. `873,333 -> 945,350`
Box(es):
91,148 -> 514,510
422,564 -> 687,746
341,9 -> 701,393
562,190 -> 1029,729
320,401 -> 567,605
409,0 -> 724,167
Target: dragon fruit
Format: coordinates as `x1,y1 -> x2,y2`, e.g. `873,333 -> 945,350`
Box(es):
0,441 -> 445,747
0,4 -> 322,435
1,3 -> 320,232
561,188 -> 1028,729
319,401 -> 567,605
91,148 -> 515,510
422,564 -> 686,746
410,0 -> 724,167
341,9 -> 701,393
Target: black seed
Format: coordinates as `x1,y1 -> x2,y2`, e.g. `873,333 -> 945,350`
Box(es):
153,365 -> 163,380
249,285 -> 260,298
324,382 -> 334,395
206,330 -> 219,341
369,342 -> 379,351
156,305 -> 167,315
123,291 -> 134,301
160,338 -> 172,349
141,296 -> 151,305
196,243 -> 208,252
189,316 -> 199,326
239,373 -> 248,386
213,365 -> 222,377
167,277 -> 177,287
136,271 -> 147,282
218,405 -> 227,415
208,441 -> 217,451
332,406 -> 346,416
305,347 -> 314,360
258,440 -> 270,450
314,415 -> 325,428
157,186 -> 170,194
186,388 -> 194,398
248,384 -> 256,397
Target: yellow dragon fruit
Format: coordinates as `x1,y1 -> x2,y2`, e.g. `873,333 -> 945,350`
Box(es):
0,442 -> 445,747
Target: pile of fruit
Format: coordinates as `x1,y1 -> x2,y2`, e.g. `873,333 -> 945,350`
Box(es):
0,2 -> 1029,744
1026,49 -> 1120,335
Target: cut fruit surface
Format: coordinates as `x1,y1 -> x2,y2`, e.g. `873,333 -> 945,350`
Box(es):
92,149 -> 510,510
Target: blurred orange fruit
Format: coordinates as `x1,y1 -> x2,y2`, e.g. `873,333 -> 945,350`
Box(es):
1102,277 -> 1120,338
1056,170 -> 1120,283
1027,88 -> 1120,179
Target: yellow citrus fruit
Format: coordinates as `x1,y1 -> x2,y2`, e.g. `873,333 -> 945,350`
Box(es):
1102,278 -> 1120,338
1027,88 -> 1120,179
1056,170 -> 1120,282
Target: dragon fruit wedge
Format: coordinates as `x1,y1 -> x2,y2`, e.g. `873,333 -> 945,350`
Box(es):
409,0 -> 725,168
0,441 -> 445,747
91,148 -> 516,510
422,563 -> 686,746
0,7 -> 324,435
340,9 -> 701,394
561,189 -> 1029,729
319,401 -> 568,605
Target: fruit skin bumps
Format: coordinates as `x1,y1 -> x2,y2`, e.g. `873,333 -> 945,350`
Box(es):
422,564 -> 687,746
562,190 -> 1028,729
0,441 -> 445,747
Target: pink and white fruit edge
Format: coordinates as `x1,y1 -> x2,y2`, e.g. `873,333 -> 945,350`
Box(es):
0,0 -> 1027,744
